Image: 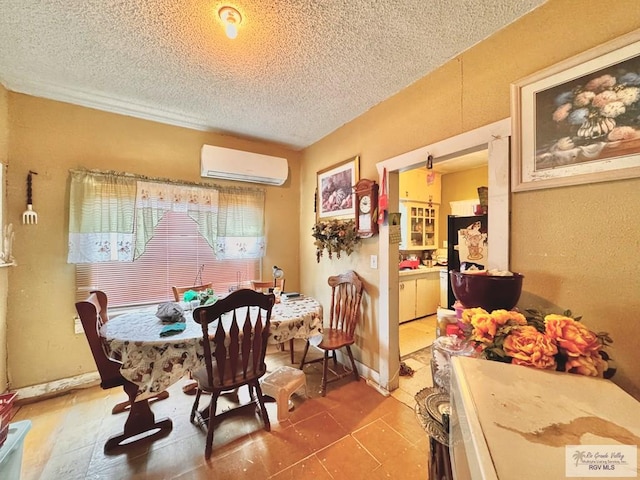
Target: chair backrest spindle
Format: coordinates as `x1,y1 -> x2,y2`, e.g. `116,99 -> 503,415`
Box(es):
328,271 -> 363,337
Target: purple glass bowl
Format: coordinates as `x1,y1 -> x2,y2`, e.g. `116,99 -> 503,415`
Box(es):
449,270 -> 524,312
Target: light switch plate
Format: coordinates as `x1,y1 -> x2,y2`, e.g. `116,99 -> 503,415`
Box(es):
370,255 -> 378,269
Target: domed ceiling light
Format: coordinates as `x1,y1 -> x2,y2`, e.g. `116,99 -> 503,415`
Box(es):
218,6 -> 242,39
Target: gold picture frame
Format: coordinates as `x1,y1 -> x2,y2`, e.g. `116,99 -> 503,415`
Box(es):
511,29 -> 640,192
316,155 -> 359,220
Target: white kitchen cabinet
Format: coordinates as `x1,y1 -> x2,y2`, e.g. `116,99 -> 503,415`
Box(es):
399,201 -> 438,251
399,169 -> 441,204
399,279 -> 417,323
399,270 -> 440,323
417,275 -> 439,317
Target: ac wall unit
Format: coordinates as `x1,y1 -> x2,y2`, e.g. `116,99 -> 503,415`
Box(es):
200,145 -> 288,186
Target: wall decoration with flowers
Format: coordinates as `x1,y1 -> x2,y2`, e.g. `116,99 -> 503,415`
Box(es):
311,218 -> 360,263
312,155 -> 361,262
512,29 -> 640,191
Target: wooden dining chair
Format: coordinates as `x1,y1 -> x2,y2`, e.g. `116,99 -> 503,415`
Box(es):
251,278 -> 294,362
250,278 -> 285,293
172,282 -> 214,302
75,290 -> 172,452
299,270 -> 364,396
190,288 -> 275,459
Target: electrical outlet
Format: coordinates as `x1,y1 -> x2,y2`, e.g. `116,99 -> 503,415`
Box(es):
370,255 -> 378,269
74,317 -> 84,334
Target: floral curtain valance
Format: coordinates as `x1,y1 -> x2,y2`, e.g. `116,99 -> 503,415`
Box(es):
67,170 -> 266,263
68,171 -> 137,263
134,180 -> 220,259
216,188 -> 266,259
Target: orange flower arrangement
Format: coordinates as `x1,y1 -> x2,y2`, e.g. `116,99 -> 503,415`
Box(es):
459,308 -> 614,378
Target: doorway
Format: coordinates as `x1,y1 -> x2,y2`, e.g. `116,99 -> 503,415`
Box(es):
398,149 -> 488,358
376,118 -> 511,393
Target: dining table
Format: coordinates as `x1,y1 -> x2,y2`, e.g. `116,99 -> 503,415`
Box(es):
100,295 -> 323,401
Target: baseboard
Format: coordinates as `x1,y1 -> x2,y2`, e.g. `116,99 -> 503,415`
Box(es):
365,378 -> 391,397
14,372 -> 101,403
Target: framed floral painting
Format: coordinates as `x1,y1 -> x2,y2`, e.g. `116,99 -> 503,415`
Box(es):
316,155 -> 359,219
511,30 -> 640,191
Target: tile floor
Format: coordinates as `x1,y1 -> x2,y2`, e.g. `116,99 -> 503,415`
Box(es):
393,316 -> 437,409
9,326 -> 437,480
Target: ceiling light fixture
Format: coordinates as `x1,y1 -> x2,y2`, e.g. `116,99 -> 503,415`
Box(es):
218,6 -> 242,39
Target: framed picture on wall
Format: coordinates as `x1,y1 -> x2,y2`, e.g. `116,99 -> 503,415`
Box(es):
316,155 -> 359,219
511,29 -> 640,192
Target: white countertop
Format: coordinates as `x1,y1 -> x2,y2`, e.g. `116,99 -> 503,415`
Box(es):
398,265 -> 447,277
450,356 -> 640,479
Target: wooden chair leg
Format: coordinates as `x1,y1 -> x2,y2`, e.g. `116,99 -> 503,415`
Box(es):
289,339 -> 295,364
331,350 -> 338,369
299,340 -> 311,370
321,350 -> 329,397
190,388 -> 202,424
345,345 -> 359,381
254,381 -> 271,432
205,392 -> 219,460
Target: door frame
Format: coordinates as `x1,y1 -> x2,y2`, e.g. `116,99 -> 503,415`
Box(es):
376,118 -> 511,392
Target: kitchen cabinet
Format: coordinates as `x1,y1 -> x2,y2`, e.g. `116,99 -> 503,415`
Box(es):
399,270 -> 440,323
399,279 -> 417,323
399,201 -> 438,250
399,169 -> 441,204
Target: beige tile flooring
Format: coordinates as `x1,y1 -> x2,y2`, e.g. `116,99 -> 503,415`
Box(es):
9,331 -> 438,480
393,316 -> 437,409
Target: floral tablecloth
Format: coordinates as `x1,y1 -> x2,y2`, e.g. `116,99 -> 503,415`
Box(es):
270,297 -> 323,343
100,297 -> 323,400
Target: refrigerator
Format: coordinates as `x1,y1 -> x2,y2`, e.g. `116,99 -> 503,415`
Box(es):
446,214 -> 488,309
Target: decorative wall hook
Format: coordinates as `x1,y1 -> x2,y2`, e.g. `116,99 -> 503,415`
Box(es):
426,154 -> 433,170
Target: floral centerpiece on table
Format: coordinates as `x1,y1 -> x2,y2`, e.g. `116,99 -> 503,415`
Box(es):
459,307 -> 614,378
183,288 -> 218,306
311,219 -> 360,263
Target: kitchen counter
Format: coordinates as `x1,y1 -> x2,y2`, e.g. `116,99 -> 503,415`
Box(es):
450,356 -> 640,479
399,265 -> 447,277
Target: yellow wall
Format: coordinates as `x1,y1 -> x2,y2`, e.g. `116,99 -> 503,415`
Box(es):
300,0 -> 640,399
0,83 -> 8,392
5,94 -> 301,388
0,84 -> 7,158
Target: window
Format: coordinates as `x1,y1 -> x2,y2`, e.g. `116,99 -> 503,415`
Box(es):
76,212 -> 259,307
69,170 -> 265,308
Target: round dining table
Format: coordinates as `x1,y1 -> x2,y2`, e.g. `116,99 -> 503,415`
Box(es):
100,296 -> 323,400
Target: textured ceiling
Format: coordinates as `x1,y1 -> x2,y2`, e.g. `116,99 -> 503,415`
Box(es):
0,1 -> 546,149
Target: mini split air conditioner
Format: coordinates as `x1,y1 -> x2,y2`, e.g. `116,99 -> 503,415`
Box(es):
200,145 -> 288,186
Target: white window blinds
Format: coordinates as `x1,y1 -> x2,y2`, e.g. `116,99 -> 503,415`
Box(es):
70,170 -> 264,307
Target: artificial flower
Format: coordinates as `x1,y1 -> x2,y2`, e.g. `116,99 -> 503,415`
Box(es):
503,325 -> 558,370
544,314 -> 601,357
460,307 -> 614,379
311,219 -> 360,263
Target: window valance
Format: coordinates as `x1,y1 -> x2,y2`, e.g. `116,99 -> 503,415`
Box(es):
67,169 -> 265,263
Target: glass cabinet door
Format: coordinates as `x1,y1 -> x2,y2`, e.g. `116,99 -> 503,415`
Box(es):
424,207 -> 436,247
401,202 -> 438,250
